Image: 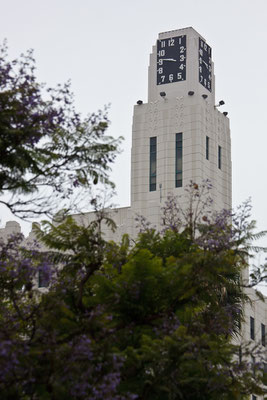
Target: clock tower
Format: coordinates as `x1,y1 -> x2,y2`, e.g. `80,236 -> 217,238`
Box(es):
131,27 -> 231,229
74,27 -> 231,241
149,28 -> 215,103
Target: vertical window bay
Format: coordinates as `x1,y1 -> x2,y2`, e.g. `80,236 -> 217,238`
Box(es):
149,137 -> 157,191
206,136 -> 209,160
218,145 -> 222,169
250,316 -> 255,340
262,323 -> 265,346
175,133 -> 183,188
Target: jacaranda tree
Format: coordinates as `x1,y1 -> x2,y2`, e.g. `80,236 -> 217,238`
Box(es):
0,42 -> 121,219
1,183 -> 266,399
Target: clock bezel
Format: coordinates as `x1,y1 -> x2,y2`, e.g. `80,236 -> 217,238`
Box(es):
156,35 -> 187,85
199,38 -> 212,92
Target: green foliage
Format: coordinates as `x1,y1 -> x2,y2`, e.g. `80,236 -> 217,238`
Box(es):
0,209 -> 260,399
1,197 -> 267,399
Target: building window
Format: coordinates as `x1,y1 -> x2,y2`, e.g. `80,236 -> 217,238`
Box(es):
175,133 -> 183,188
250,316 -> 255,340
218,145 -> 221,169
149,137 -> 157,191
38,269 -> 49,288
238,346 -> 242,364
237,312 -> 241,331
261,323 -> 265,346
206,136 -> 209,160
252,395 -> 257,400
251,355 -> 256,377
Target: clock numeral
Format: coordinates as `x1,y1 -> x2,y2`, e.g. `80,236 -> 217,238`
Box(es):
179,64 -> 185,70
199,49 -> 203,56
199,66 -> 202,73
199,57 -> 202,64
160,40 -> 166,48
180,54 -> 185,62
200,40 -> 204,48
204,43 -> 207,51
158,49 -> 165,57
200,75 -> 203,83
168,38 -> 175,46
180,46 -> 186,53
207,81 -> 211,89
161,75 -> 165,83
177,72 -> 182,80
158,59 -> 163,65
169,74 -> 174,82
204,78 -> 207,86
158,67 -> 163,74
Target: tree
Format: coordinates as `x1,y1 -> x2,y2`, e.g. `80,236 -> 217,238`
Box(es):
0,185 -> 266,399
0,42 -> 121,219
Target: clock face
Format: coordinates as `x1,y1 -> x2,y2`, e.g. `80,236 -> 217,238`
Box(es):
157,35 -> 186,85
199,38 -> 212,92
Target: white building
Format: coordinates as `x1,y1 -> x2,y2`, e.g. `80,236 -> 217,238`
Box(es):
74,27 -> 231,240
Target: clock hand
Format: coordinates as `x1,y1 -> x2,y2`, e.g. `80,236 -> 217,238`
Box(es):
202,60 -> 209,68
162,58 -> 177,62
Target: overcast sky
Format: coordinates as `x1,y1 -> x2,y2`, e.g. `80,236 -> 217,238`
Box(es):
1,0 -> 267,247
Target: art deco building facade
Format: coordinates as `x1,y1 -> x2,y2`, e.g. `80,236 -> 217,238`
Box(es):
75,27 -> 231,240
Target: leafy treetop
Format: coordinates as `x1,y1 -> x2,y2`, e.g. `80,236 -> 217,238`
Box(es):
0,186 -> 266,399
0,42 -> 121,219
